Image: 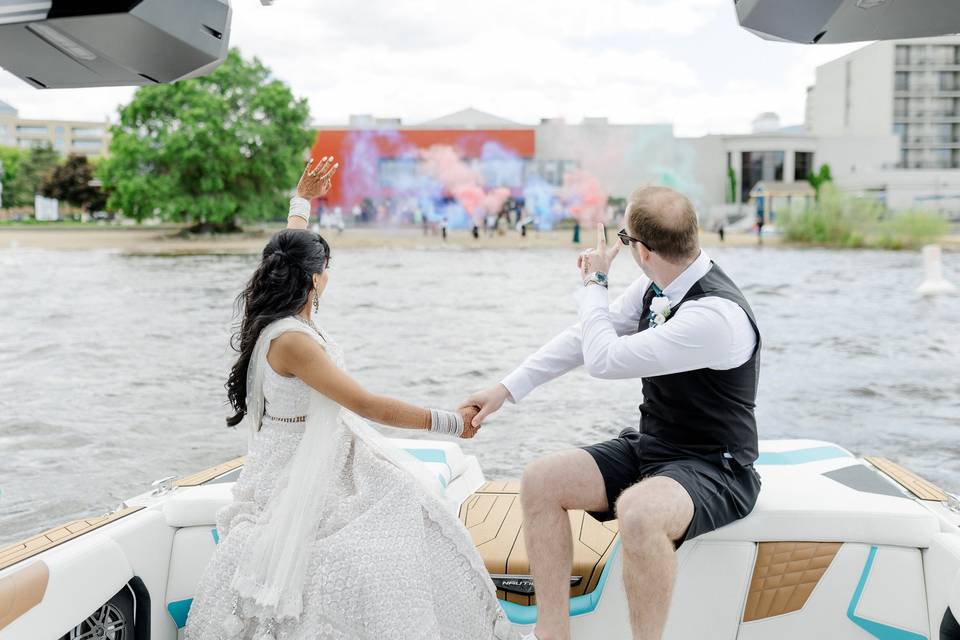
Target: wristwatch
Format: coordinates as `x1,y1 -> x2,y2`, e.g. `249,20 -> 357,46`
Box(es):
584,271 -> 609,288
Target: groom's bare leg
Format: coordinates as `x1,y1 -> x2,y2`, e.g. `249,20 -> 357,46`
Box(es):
615,476 -> 694,639
520,450 -> 608,640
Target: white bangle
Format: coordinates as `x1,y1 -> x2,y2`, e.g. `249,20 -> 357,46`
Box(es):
288,196 -> 310,222
429,409 -> 464,437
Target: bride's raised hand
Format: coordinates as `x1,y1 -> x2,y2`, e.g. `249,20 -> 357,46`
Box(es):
296,156 -> 339,199
458,405 -> 482,439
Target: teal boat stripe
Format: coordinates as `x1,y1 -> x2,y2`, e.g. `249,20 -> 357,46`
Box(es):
846,545 -> 927,640
167,598 -> 192,629
211,527 -> 219,544
498,541 -> 621,625
403,447 -> 453,478
756,445 -> 852,465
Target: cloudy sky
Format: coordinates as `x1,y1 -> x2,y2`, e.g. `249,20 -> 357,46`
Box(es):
0,0 -> 866,137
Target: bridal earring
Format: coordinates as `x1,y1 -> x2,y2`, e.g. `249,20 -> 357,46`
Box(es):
312,288 -> 319,313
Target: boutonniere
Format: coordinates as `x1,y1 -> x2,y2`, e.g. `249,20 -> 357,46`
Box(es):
649,296 -> 672,327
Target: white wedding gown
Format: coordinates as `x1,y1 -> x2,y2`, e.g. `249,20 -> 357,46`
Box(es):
184,320 -> 515,640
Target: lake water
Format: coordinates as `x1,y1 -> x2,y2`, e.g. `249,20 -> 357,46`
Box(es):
1,242 -> 958,545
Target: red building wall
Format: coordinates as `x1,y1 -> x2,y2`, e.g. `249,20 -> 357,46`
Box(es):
310,128 -> 535,206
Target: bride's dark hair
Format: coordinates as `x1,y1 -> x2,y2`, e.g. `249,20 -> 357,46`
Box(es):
225,229 -> 331,427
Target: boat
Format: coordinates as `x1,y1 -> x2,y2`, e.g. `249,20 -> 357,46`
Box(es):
2,436 -> 960,639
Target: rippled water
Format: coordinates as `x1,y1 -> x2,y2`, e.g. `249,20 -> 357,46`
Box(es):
1,243 -> 958,545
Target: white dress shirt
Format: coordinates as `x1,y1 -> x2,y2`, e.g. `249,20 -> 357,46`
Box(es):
500,250 -> 757,402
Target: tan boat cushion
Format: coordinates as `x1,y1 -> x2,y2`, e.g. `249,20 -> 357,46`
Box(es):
458,481 -> 619,606
743,541 -> 841,621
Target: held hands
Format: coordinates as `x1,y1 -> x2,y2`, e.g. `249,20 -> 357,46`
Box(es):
296,156 -> 339,199
459,384 -> 511,429
577,223 -> 620,284
458,405 -> 482,439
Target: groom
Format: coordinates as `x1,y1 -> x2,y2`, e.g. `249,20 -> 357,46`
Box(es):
462,186 -> 762,640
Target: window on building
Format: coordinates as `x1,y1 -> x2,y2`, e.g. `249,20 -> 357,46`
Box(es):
931,148 -> 951,168
16,125 -> 48,135
931,97 -> 956,116
906,149 -> 925,168
893,122 -> 907,141
910,71 -> 930,91
894,98 -> 908,117
71,127 -> 105,137
794,152 -> 813,181
895,45 -> 910,66
933,123 -> 953,143
933,45 -> 956,65
71,139 -> 103,151
939,72 -> 959,91
740,151 -> 785,202
895,72 -> 909,91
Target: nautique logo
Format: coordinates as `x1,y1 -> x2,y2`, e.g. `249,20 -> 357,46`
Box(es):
855,0 -> 892,9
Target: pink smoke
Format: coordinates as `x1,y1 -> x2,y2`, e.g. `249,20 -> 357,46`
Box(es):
419,145 -> 511,224
560,169 -> 607,226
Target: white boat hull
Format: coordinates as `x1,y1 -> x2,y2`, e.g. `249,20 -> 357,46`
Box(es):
2,438 -> 960,639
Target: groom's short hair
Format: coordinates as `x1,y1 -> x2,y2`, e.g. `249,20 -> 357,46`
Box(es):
626,186 -> 699,263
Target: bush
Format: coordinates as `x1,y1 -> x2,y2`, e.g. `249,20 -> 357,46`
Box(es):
875,211 -> 950,250
780,184 -> 948,250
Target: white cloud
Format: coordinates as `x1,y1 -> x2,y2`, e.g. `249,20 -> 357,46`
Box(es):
0,0 -> 867,136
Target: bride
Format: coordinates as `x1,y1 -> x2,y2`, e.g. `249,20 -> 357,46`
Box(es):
184,158 -> 516,640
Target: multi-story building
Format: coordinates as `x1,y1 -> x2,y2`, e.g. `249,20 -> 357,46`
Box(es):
0,98 -> 111,157
806,36 -> 960,210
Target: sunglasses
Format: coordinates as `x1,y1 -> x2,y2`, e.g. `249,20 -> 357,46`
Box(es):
617,228 -> 654,252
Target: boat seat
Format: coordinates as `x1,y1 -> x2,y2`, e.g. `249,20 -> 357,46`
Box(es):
392,439 -> 469,489
701,460 -> 940,548
163,484 -> 234,528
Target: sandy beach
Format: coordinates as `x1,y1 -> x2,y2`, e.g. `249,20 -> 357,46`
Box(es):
0,224 -> 792,254
0,224 -> 957,254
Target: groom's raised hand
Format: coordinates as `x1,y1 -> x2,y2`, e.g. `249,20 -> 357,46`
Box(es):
460,384 -> 512,428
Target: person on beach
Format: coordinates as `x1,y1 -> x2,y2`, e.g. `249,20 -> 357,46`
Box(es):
185,157 -> 516,640
463,186 -> 762,640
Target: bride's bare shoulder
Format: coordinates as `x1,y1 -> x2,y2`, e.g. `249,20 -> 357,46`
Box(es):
269,329 -> 327,370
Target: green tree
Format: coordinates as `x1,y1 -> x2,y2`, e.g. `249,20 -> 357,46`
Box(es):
0,145 -> 25,208
807,163 -> 833,201
40,153 -> 105,211
99,49 -> 312,231
727,166 -> 737,204
1,144 -> 59,208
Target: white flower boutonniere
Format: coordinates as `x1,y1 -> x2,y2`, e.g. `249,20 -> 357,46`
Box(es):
649,296 -> 672,328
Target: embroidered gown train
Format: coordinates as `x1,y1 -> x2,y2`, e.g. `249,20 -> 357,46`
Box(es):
184,318 -> 515,640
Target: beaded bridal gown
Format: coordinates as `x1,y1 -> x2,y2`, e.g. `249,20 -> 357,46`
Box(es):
184,318 -> 515,640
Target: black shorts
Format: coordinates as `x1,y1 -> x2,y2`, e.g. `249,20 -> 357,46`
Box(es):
582,428 -> 762,547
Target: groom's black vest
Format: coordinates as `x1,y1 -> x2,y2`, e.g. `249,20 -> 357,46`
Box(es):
638,263 -> 761,466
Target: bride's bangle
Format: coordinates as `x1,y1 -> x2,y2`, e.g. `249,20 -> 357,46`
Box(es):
288,196 -> 311,222
429,409 -> 464,437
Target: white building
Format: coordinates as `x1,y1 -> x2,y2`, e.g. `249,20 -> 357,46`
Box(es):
806,36 -> 960,211
0,98 -> 112,157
